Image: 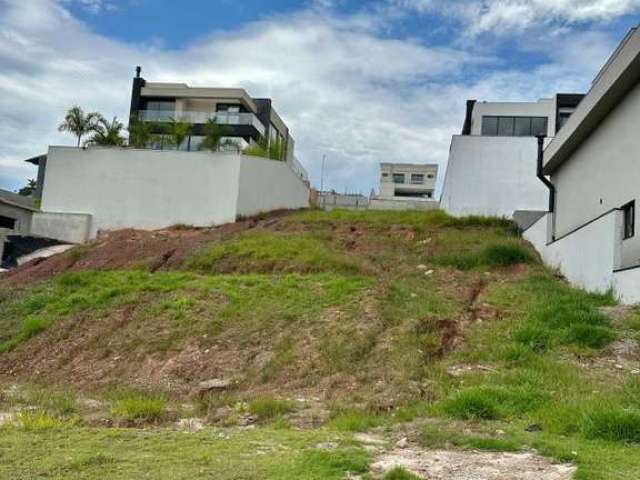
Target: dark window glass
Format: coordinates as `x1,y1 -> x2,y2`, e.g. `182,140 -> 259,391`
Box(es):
0,216 -> 16,229
411,174 -> 424,184
392,173 -> 405,184
623,201 -> 635,240
498,117 -> 515,136
481,116 -> 498,136
381,173 -> 389,177
146,101 -> 175,111
531,117 -> 548,136
514,117 -> 532,136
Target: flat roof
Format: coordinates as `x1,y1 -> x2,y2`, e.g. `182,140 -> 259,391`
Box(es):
543,27 -> 640,174
0,189 -> 38,211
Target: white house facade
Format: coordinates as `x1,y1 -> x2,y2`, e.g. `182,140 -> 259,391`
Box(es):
523,26 -> 640,304
441,94 -> 583,218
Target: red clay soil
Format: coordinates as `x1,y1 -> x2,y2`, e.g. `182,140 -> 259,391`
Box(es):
0,212 -> 299,288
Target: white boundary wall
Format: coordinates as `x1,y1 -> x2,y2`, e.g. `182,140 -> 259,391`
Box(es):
441,135 -> 549,218
236,155 -> 309,217
41,147 -> 309,240
524,210 -> 640,304
31,211 -> 92,244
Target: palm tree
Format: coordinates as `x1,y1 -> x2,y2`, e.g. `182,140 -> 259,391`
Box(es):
165,118 -> 193,150
128,116 -> 157,148
58,106 -> 101,147
201,118 -> 229,152
86,116 -> 125,146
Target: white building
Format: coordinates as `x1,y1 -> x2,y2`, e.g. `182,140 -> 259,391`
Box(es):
378,163 -> 437,200
30,147 -> 310,243
524,26 -> 640,304
441,94 -> 583,218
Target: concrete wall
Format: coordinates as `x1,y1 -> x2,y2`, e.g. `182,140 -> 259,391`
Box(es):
440,135 -> 549,218
470,99 -> 556,136
41,147 -> 309,239
42,147 -> 242,238
524,211 -> 621,294
551,82 -> 640,268
369,198 -> 439,211
0,202 -> 32,235
236,155 -> 309,217
318,193 -> 369,210
613,267 -> 640,304
31,211 -> 92,244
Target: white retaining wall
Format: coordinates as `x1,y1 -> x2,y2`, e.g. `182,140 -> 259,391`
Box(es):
524,210 -> 640,304
236,155 -> 309,217
369,198 -> 439,211
41,147 -> 309,240
31,211 -> 92,244
441,135 -> 549,218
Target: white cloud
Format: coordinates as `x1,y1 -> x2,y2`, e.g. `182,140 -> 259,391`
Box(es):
66,0 -> 116,14
0,0 -> 627,194
394,0 -> 640,35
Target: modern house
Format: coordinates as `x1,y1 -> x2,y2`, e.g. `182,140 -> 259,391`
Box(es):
441,94 -> 583,219
0,189 -> 36,235
130,67 -> 295,161
524,26 -> 640,303
378,163 -> 437,200
15,70 -> 310,244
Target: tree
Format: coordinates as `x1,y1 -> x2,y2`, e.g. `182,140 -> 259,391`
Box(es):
86,116 -> 125,146
18,179 -> 37,196
200,118 -> 229,152
128,116 -> 157,148
58,106 -> 101,147
165,118 -> 193,150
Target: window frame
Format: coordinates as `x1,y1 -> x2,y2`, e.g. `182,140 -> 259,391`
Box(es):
392,173 -> 405,184
623,200 -> 635,240
410,173 -> 425,184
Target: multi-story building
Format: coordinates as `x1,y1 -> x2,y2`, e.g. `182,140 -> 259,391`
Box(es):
378,163 -> 438,199
524,26 -> 640,303
441,94 -> 583,219
129,67 -> 295,161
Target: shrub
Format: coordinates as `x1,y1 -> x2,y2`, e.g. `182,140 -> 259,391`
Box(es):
383,467 -> 421,479
582,407 -> 640,442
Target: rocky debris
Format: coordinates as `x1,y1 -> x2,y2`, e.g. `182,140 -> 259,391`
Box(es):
176,417 -> 205,433
196,379 -> 232,395
0,412 -> 14,426
372,448 -> 576,480
77,398 -> 105,410
396,437 -> 409,449
237,414 -> 258,427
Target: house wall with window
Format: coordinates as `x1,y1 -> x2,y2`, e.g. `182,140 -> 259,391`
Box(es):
551,81 -> 640,268
470,99 -> 556,137
378,163 -> 437,199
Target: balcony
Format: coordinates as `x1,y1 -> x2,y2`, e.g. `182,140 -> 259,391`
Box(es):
139,110 -> 265,136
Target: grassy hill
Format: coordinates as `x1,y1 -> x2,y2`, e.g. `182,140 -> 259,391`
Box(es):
1,209 -> 640,479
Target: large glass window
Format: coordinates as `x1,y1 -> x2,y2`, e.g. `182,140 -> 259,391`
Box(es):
146,101 -> 175,111
481,116 -> 548,137
392,173 -> 405,184
481,116 -> 498,136
531,117 -> 548,136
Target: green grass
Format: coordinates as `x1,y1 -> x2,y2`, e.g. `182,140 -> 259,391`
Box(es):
382,467 -> 422,479
184,231 -> 365,274
248,398 -> 296,422
582,406 -> 640,443
328,409 -> 384,432
433,241 -> 534,270
108,390 -> 168,423
0,426 -> 371,479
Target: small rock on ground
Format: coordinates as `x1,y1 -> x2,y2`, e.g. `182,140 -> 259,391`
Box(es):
372,448 -> 576,480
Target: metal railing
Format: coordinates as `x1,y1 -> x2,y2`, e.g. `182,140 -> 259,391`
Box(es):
138,110 -> 265,136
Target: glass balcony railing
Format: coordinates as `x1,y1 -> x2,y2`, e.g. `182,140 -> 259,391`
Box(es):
138,110 -> 265,136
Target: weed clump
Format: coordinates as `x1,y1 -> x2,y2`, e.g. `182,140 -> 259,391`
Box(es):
383,467 -> 422,479
110,391 -> 167,422
248,398 -> 295,421
582,406 -> 640,443
433,241 -> 534,271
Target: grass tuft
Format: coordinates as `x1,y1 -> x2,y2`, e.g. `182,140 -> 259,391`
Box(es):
582,406 -> 640,443
382,467 -> 422,479
248,398 -> 295,422
109,391 -> 167,422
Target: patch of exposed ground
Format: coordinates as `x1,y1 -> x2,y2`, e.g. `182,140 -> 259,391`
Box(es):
372,447 -> 576,480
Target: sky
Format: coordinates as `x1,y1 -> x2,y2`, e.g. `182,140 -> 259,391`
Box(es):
0,0 -> 638,194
